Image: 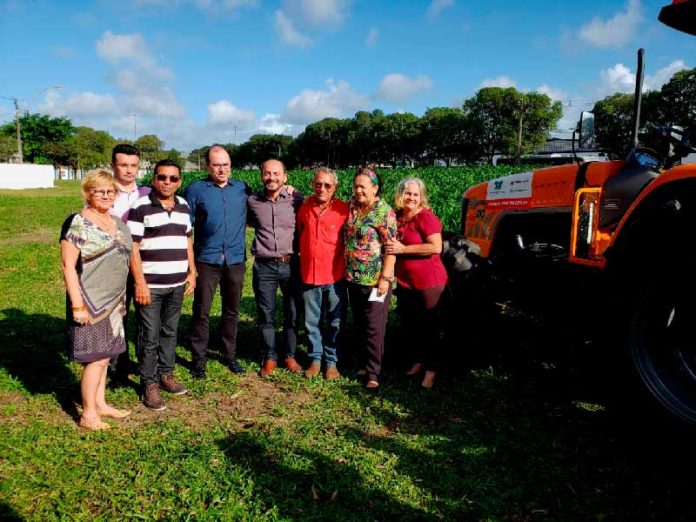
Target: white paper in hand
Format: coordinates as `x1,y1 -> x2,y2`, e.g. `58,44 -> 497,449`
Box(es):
368,287 -> 387,303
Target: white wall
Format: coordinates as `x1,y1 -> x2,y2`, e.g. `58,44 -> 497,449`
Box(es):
0,164 -> 54,189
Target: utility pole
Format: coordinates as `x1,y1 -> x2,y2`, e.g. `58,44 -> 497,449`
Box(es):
131,108 -> 142,142
12,98 -> 22,163
2,84 -> 62,163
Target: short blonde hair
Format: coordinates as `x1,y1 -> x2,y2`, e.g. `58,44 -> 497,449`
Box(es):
81,169 -> 118,205
394,177 -> 429,211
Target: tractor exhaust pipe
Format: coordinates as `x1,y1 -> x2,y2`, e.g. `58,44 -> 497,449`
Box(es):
631,48 -> 645,149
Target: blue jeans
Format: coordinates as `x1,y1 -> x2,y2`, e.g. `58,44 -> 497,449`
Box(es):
303,280 -> 347,367
136,285 -> 185,385
252,259 -> 300,361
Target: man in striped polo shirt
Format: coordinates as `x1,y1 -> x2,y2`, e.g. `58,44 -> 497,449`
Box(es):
128,159 -> 196,411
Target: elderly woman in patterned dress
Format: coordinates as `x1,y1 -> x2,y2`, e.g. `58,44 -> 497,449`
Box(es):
344,167 -> 397,389
60,169 -> 133,430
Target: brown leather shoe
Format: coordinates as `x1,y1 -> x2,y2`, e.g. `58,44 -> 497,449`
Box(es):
160,374 -> 188,396
325,366 -> 340,381
304,363 -> 321,378
259,359 -> 276,378
143,383 -> 166,411
285,357 -> 302,374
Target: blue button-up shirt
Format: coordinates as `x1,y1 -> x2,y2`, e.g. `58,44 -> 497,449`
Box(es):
184,178 -> 251,265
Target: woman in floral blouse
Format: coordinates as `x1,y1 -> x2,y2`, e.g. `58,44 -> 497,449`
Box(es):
344,167 -> 397,389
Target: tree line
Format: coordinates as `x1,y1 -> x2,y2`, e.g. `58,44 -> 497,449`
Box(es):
1,67 -> 694,170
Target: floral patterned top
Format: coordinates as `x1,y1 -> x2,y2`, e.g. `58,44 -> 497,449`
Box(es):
344,197 -> 397,286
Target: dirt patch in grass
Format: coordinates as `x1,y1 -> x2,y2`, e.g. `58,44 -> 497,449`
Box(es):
0,229 -> 56,246
107,375 -> 317,432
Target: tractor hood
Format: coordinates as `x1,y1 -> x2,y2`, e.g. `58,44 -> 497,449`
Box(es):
659,0 -> 696,35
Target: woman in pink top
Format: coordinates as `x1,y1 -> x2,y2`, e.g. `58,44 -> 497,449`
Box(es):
385,178 -> 448,389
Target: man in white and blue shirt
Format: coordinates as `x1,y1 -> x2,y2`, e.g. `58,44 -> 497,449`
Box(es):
128,159 -> 196,411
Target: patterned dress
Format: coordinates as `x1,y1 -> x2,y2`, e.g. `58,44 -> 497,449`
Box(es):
60,213 -> 133,363
344,198 -> 397,286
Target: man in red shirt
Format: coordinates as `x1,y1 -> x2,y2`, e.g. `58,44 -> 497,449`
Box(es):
296,168 -> 349,380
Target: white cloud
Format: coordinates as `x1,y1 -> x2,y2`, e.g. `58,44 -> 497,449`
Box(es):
275,10 -> 312,47
578,0 -> 642,48
285,0 -> 351,27
42,91 -> 119,118
478,76 -> 516,89
427,0 -> 453,19
645,60 -> 687,90
599,63 -> 637,94
258,113 -> 296,135
537,84 -> 565,101
377,73 -> 433,103
285,79 -> 369,124
96,31 -> 148,64
365,27 -> 378,47
206,100 -> 256,127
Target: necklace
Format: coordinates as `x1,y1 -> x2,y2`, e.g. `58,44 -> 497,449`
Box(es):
87,208 -> 114,233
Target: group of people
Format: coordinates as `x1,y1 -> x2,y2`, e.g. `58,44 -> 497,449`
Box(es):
60,143 -> 450,430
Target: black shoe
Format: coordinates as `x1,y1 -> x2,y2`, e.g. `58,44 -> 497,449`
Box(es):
227,359 -> 246,374
191,362 -> 207,380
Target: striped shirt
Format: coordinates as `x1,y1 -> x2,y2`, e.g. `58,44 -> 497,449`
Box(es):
127,193 -> 192,288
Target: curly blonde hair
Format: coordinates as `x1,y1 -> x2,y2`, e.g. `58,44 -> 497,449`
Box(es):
81,169 -> 118,205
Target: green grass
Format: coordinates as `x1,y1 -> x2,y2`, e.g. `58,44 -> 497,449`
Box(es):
1,178 -> 695,521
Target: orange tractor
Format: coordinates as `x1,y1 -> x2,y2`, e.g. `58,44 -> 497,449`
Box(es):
445,1 -> 696,423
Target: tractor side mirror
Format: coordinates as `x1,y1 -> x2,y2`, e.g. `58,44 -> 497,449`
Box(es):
578,111 -> 596,150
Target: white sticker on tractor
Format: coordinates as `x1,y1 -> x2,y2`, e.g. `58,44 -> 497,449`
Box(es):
486,171 -> 533,208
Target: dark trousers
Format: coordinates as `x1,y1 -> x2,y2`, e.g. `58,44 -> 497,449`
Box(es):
396,285 -> 446,372
190,261 -> 245,365
252,259 -> 300,361
109,273 -> 134,374
347,282 -> 392,381
136,285 -> 184,385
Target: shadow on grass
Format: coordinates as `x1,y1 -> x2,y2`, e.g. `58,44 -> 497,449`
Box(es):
0,308 -> 79,419
216,429 -> 438,521
0,501 -> 22,521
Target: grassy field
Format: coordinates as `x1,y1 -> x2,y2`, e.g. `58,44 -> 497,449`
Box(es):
1,178 -> 696,521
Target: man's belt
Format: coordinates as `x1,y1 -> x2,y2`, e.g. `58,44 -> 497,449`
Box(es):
255,255 -> 293,263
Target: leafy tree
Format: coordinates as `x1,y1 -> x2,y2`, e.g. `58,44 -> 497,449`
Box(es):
374,112 -> 421,167
0,134 -> 17,162
43,140 -> 77,169
462,88 -> 517,164
507,92 -> 562,163
73,127 -> 115,170
421,107 -> 468,166
295,118 -> 351,168
237,134 -> 295,169
657,68 -> 696,130
134,134 -> 164,171
593,91 -> 661,159
0,113 -> 74,163
462,88 -> 561,164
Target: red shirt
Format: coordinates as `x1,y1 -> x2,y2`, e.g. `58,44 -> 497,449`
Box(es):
395,208 -> 448,290
296,196 -> 349,285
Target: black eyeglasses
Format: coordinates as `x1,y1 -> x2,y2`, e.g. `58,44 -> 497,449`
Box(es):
314,182 -> 334,189
155,174 -> 181,182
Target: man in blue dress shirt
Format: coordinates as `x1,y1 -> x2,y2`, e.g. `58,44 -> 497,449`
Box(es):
184,145 -> 250,379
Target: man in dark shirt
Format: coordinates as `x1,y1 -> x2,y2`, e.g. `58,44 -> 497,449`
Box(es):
184,145 -> 250,379
247,159 -> 303,377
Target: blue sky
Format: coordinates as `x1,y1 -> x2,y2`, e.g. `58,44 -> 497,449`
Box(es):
0,0 -> 693,152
